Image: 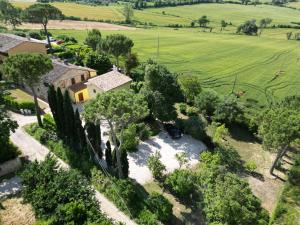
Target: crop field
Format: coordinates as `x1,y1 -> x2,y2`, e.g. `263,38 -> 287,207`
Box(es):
12,1 -> 300,27
11,2 -> 124,21
50,28 -> 300,103
134,4 -> 300,27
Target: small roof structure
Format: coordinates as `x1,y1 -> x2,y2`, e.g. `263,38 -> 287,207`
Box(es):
69,82 -> 87,93
86,70 -> 132,92
0,33 -> 45,54
42,59 -> 96,84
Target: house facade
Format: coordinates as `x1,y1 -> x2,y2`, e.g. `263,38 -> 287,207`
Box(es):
0,33 -> 46,63
33,59 -> 97,103
86,70 -> 132,99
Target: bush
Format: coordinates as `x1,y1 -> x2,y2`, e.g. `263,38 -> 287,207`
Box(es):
56,34 -> 78,43
165,169 -> 195,199
42,114 -> 56,131
182,115 -> 206,140
245,160 -> 257,173
186,106 -> 199,116
147,151 -> 166,181
20,156 -> 112,224
122,124 -> 139,152
145,192 -> 173,222
14,31 -> 26,37
195,88 -> 220,116
138,209 -> 158,225
29,31 -> 42,40
136,123 -> 151,141
178,103 -> 187,115
4,96 -> 35,113
0,142 -> 20,163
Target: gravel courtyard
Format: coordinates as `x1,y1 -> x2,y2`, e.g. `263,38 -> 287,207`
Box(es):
128,132 -> 207,184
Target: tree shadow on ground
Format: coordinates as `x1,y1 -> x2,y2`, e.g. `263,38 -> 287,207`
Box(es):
228,124 -> 260,143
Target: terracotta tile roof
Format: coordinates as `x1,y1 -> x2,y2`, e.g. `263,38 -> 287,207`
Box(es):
69,82 -> 87,93
0,33 -> 45,53
86,70 -> 132,91
42,59 -> 96,84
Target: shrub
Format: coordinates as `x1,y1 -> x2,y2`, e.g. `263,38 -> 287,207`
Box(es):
145,192 -> 173,222
20,156 -> 112,224
0,142 -> 20,163
245,160 -> 257,173
29,31 -> 42,40
138,209 -> 158,225
186,106 -> 199,116
165,169 -> 195,199
183,115 -> 206,140
4,96 -> 35,113
42,114 -> 56,131
147,151 -> 166,181
178,103 -> 187,115
14,31 -> 26,37
195,89 -> 220,116
122,124 -> 139,152
136,123 -> 151,141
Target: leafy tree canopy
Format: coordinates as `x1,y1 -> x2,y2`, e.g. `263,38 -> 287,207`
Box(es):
84,29 -> 102,51
178,74 -> 202,103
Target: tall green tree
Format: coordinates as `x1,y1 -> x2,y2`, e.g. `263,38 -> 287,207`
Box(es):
123,3 -> 134,23
2,53 -> 53,126
75,109 -> 87,152
47,85 -> 61,132
105,140 -> 113,169
198,15 -> 209,28
142,62 -> 183,122
86,121 -> 102,158
178,75 -> 202,103
23,4 -> 63,50
101,34 -> 134,67
84,52 -> 112,75
258,108 -> 300,175
259,18 -> 272,36
63,91 -> 76,148
83,90 -> 149,179
84,29 -> 101,51
124,52 -> 139,76
56,87 -> 65,137
195,88 -> 221,116
0,0 -> 22,29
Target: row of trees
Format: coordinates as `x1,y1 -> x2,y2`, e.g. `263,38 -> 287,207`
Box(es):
47,86 -> 87,153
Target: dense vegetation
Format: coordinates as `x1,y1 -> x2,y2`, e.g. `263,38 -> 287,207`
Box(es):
20,156 -> 113,224
0,83 -> 19,163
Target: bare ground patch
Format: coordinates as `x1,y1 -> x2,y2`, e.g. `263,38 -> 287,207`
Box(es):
20,20 -> 136,30
226,125 -> 285,213
0,197 -> 35,225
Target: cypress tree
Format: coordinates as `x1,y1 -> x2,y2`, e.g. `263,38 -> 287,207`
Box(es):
47,85 -> 59,131
121,149 -> 129,178
105,140 -> 112,168
56,88 -> 65,138
63,91 -> 76,148
75,109 -> 87,153
86,122 -> 102,158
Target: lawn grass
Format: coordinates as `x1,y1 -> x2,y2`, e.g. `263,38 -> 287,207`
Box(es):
8,88 -> 48,109
51,28 -> 300,103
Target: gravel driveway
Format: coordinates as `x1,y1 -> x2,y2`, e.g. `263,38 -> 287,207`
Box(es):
128,132 -> 207,184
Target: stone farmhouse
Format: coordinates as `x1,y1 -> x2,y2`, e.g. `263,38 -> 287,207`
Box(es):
0,33 -> 132,104
0,33 -> 46,63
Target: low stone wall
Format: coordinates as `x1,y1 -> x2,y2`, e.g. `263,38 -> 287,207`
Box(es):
0,158 -> 22,177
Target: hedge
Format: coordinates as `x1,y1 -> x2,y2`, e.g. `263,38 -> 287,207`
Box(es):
4,96 -> 35,113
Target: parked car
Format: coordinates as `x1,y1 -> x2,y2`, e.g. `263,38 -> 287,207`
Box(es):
164,123 -> 182,139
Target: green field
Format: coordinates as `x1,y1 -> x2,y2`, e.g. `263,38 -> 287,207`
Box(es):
12,2 -> 124,21
50,28 -> 300,103
12,1 -> 300,27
